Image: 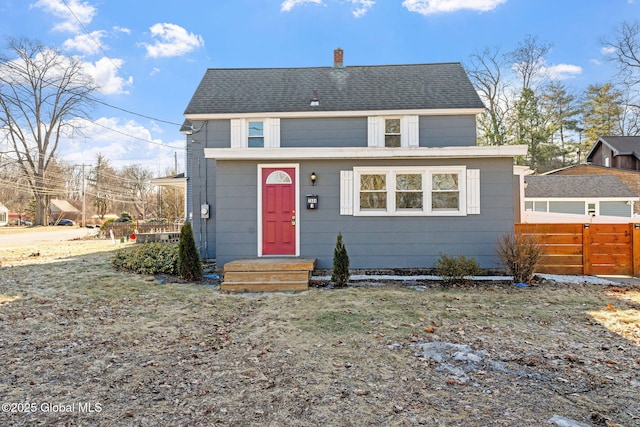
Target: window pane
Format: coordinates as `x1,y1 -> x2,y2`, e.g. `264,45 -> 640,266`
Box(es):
432,173 -> 458,191
385,135 -> 401,147
432,192 -> 459,209
360,192 -> 387,209
248,121 -> 263,137
396,174 -> 421,191
248,137 -> 264,148
360,174 -> 386,191
385,119 -> 400,134
397,192 -> 423,209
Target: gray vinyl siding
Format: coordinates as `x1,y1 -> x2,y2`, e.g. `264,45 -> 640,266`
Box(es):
600,201 -> 631,217
214,157 -> 515,269
549,201 -> 584,215
187,120 -> 228,259
280,118 -> 367,147
419,115 -> 477,147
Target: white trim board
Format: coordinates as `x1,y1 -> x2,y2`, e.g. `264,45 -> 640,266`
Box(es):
205,145 -> 528,160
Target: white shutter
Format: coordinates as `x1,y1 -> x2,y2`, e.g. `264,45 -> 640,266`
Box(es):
264,118 -> 280,148
230,119 -> 244,148
340,170 -> 354,215
367,116 -> 382,147
405,115 -> 419,148
466,169 -> 480,214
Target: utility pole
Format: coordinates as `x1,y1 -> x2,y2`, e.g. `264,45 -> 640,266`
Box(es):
74,163 -> 90,227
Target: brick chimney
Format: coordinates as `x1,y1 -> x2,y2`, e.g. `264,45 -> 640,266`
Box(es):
333,48 -> 344,69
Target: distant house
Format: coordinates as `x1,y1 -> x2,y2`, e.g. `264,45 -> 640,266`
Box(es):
0,202 -> 8,226
522,174 -> 639,223
182,49 -> 527,269
544,164 -> 640,216
586,136 -> 640,171
49,199 -> 80,222
150,172 -> 188,220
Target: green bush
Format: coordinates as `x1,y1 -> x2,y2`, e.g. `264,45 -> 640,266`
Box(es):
100,218 -> 115,231
115,212 -> 134,223
434,253 -> 482,286
495,233 -> 541,284
178,222 -> 203,281
112,242 -> 179,275
331,232 -> 350,288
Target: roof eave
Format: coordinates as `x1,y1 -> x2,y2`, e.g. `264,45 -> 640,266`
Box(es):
186,108 -> 485,121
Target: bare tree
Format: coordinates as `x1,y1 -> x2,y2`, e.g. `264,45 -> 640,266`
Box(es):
506,34 -> 552,91
121,164 -> 154,219
0,37 -> 96,225
603,21 -> 640,89
467,47 -> 512,146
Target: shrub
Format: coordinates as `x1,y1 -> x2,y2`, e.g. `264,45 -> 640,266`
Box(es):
112,242 -> 179,275
331,232 -> 350,288
100,218 -> 115,231
115,212 -> 133,223
495,233 -> 541,284
177,222 -> 203,281
434,253 -> 482,286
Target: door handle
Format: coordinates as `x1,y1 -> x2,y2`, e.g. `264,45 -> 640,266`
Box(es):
291,215 -> 296,226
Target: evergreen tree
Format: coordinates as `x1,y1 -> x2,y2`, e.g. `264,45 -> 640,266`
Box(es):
331,232 -> 350,288
178,221 -> 203,281
581,83 -> 624,153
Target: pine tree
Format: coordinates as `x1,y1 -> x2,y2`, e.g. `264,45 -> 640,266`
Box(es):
178,221 -> 203,281
331,232 -> 350,288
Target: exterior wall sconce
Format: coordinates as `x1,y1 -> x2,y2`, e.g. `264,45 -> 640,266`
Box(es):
310,171 -> 317,186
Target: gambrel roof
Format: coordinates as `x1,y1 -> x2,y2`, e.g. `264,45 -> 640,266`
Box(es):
524,174 -> 637,198
184,62 -> 485,116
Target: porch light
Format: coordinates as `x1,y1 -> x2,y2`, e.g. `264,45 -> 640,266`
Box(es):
310,171 -> 317,186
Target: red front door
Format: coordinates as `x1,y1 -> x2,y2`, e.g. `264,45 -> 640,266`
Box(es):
262,167 -> 296,255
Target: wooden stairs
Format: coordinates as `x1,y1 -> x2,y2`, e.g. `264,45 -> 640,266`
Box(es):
221,258 -> 317,292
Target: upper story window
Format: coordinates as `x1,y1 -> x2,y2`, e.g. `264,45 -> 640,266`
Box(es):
368,116 -> 419,148
230,118 -> 280,148
248,121 -> 264,148
385,119 -> 401,147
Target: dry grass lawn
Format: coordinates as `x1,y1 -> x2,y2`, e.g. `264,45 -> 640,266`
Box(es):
0,239 -> 639,426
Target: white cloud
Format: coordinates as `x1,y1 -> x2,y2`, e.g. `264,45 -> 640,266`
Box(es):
402,0 -> 507,15
81,57 -> 133,95
540,63 -> 582,81
142,23 -> 204,58
30,0 -> 96,32
113,26 -> 131,35
600,46 -> 617,55
62,30 -> 106,55
62,117 -> 183,170
280,0 -> 324,12
350,0 -> 375,17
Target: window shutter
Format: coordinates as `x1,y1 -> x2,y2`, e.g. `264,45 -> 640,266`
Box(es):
367,117 -> 382,147
466,169 -> 480,214
230,119 -> 244,148
403,115 -> 419,148
340,170 -> 354,215
264,118 -> 280,148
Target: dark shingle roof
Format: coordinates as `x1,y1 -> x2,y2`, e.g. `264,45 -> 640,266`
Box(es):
598,136 -> 640,157
525,175 -> 637,198
184,62 -> 484,115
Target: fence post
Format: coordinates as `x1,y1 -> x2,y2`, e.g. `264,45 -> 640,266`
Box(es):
634,224 -> 640,277
582,224 -> 591,276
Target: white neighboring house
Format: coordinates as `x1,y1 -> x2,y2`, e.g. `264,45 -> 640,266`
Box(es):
0,202 -> 8,226
522,174 -> 640,223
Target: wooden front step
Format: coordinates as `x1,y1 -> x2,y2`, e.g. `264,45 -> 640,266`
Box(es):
221,258 -> 316,292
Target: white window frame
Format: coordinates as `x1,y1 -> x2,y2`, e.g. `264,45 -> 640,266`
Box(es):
367,116 -> 419,148
230,118 -> 280,148
352,166 -> 469,217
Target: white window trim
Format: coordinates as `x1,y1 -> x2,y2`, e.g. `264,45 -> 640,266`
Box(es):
367,115 -> 419,148
350,166 -> 469,217
231,118 -> 280,148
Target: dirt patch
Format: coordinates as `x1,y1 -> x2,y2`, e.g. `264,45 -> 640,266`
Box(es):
0,239 -> 639,426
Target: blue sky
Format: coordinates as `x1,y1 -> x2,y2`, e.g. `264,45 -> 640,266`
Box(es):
0,0 -> 638,174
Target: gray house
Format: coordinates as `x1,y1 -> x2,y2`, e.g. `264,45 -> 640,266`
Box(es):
183,49 -> 526,269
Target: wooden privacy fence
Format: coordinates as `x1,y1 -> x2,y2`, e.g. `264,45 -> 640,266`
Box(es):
515,223 -> 640,277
